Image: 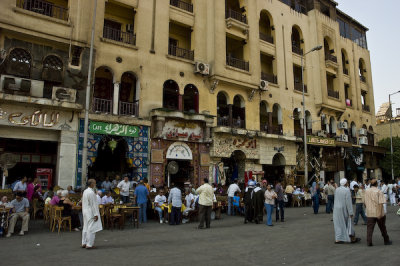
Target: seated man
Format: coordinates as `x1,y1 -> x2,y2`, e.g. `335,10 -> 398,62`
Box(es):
154,189 -> 167,224
101,190 -> 114,205
6,192 -> 30,237
67,185 -> 76,194
182,190 -> 195,223
1,196 -> 12,208
96,191 -> 102,205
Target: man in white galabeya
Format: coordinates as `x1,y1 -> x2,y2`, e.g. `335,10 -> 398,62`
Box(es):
82,179 -> 103,249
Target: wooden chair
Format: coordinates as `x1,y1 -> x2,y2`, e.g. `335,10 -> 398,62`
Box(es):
106,205 -> 123,230
292,195 -> 302,207
99,205 -> 105,226
32,199 -> 44,220
52,206 -> 71,234
43,204 -> 50,225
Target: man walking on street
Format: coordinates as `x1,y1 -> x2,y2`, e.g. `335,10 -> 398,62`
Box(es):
168,183 -> 182,225
196,178 -> 214,229
364,179 -> 392,246
353,185 -> 367,225
275,180 -> 284,222
135,180 -> 149,224
350,178 -> 358,204
82,179 -> 102,249
324,179 -> 335,214
227,179 -> 241,216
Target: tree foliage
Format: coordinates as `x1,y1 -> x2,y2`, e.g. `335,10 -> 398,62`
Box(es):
378,137 -> 400,178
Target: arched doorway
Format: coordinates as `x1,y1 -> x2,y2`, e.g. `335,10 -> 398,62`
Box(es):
163,80 -> 179,110
120,72 -> 138,116
263,153 -> 286,184
93,66 -> 114,114
217,91 -> 229,126
183,84 -> 199,113
221,150 -> 246,184
232,95 -> 245,128
165,142 -> 193,189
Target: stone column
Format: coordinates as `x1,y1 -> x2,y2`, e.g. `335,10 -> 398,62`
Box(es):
113,82 -> 120,115
56,130 -> 77,188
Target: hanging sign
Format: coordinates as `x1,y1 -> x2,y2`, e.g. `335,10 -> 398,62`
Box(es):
307,136 -> 335,146
166,142 -> 193,160
89,121 -> 139,137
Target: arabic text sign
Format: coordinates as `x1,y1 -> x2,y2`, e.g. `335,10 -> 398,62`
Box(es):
89,121 -> 139,137
307,136 -> 335,146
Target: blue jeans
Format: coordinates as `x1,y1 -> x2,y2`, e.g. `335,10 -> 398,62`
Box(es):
326,195 -> 334,214
354,203 -> 367,224
228,197 -> 234,216
155,207 -> 163,220
121,195 -> 130,204
265,203 -> 274,225
139,202 -> 147,223
312,195 -> 319,214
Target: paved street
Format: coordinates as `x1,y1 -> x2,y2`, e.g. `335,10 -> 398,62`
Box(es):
1,206 -> 399,266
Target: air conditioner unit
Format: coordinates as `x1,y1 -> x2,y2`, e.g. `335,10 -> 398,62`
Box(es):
52,86 -> 77,103
338,121 -> 348,129
194,62 -> 210,75
317,130 -> 327,137
259,80 -> 268,91
359,128 -> 367,136
126,24 -> 134,33
359,136 -> 368,145
337,134 -> 348,142
0,74 -> 43,97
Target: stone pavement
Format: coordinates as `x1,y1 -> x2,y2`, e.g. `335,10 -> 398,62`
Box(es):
0,206 -> 399,266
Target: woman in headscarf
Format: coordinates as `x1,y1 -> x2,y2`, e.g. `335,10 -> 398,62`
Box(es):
311,181 -> 320,214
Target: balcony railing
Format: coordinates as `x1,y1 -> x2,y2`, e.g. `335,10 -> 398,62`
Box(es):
294,128 -> 304,137
17,0 -> 68,21
103,26 -> 136,45
343,68 -> 349,75
259,32 -> 274,44
168,45 -> 194,61
294,82 -> 307,93
226,55 -> 249,71
292,45 -> 303,55
225,8 -> 247,24
327,90 -> 339,99
217,116 -> 230,127
217,116 -> 245,129
232,118 -> 245,129
325,54 -> 338,63
362,104 -> 370,112
360,75 -> 366,83
92,98 -> 112,114
119,101 -> 139,117
170,0 -> 193,13
261,72 -> 278,84
269,124 -> 283,135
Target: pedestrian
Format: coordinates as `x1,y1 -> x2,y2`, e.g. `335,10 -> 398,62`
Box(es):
353,185 -> 367,225
285,183 -> 294,207
350,178 -> 358,204
135,180 -> 149,223
81,179 -> 102,249
364,179 -> 392,246
227,179 -> 241,216
333,178 -> 360,244
196,178 -> 214,229
311,182 -> 320,214
388,181 -> 396,206
117,176 -> 130,203
252,183 -> 264,224
324,179 -> 335,214
168,183 -> 182,225
380,180 -> 388,214
244,180 -> 255,224
264,184 -> 277,226
275,179 -> 284,222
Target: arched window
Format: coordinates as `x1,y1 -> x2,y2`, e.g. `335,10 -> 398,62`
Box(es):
350,122 -> 357,144
5,48 -> 32,78
359,58 -> 367,82
341,49 -> 349,75
293,108 -> 302,137
120,72 -> 138,116
272,103 -> 283,135
324,37 -> 336,62
93,66 -> 114,114
329,116 -> 337,137
368,126 -> 374,146
259,10 -> 274,44
163,80 -> 179,110
217,92 -> 229,126
232,95 -> 245,128
183,84 -> 199,113
305,111 -> 312,133
42,55 -> 63,83
291,26 -> 303,55
260,101 -> 270,132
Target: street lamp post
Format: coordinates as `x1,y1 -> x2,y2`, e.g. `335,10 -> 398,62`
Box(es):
301,45 -> 322,185
389,90 -> 400,180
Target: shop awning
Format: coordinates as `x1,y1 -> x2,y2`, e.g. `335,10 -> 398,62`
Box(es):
362,145 -> 386,154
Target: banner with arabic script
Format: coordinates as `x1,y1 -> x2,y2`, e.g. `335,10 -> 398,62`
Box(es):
89,121 -> 139,137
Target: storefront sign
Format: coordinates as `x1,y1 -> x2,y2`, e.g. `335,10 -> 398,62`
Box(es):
166,142 -> 193,160
307,136 -> 335,146
89,121 -> 139,137
162,120 -> 203,141
0,108 -> 60,127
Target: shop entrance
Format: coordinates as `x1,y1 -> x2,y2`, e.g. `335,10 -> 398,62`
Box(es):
221,150 -> 245,184
89,137 -> 131,180
263,153 -> 285,185
0,138 -> 57,186
165,160 -> 193,189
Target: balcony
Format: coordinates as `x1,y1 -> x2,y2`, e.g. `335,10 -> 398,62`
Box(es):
103,26 -> 136,46
168,45 -> 194,61
232,118 -> 245,129
343,68 -> 349,75
261,72 -> 277,84
259,32 -> 274,44
327,90 -> 339,99
119,101 -> 139,117
170,0 -> 193,13
225,9 -> 247,24
362,104 -> 370,112
217,116 -> 245,129
294,82 -> 307,93
345,99 -> 352,107
17,0 -> 68,21
294,128 -> 304,137
325,54 -> 337,63
92,98 -> 112,114
360,75 -> 366,83
292,45 -> 303,56
269,125 -> 283,135
226,55 -> 249,71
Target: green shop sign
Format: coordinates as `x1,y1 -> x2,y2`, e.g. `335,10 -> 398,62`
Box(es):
307,135 -> 335,146
89,121 -> 139,137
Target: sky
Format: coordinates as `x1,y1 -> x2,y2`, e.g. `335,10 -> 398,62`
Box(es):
336,0 -> 400,116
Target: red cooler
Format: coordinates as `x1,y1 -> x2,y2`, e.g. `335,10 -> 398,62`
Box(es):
36,168 -> 53,189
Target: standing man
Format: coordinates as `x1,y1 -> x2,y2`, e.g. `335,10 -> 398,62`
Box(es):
364,179 -> 392,246
285,183 -> 294,207
353,185 -> 367,225
252,183 -> 264,224
82,179 -> 102,249
324,179 -> 336,214
380,180 -> 388,214
227,179 -> 241,216
196,178 -> 214,229
111,175 -> 121,189
134,180 -> 149,224
101,177 -> 112,192
13,176 -> 27,195
6,192 -> 30,237
275,179 -> 284,222
244,181 -> 255,224
168,183 -> 182,225
350,178 -> 358,204
117,176 -> 131,203
333,178 -> 360,244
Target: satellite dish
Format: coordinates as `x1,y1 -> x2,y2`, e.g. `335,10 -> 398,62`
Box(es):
167,161 -> 179,175
0,153 -> 18,170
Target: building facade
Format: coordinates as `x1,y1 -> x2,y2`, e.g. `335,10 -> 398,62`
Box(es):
0,0 -> 382,187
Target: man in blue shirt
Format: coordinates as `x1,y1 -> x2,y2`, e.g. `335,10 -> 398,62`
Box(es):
134,180 -> 149,223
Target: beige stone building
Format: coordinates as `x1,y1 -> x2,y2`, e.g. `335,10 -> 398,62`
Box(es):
0,0 -> 382,188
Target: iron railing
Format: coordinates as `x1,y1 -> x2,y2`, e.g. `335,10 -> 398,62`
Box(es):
17,0 -> 68,21
92,97 -> 112,114
362,104 -> 370,112
226,55 -> 249,71
259,32 -> 274,44
327,90 -> 339,99
119,101 -> 139,116
325,54 -> 338,63
343,68 -> 349,75
225,8 -> 247,24
269,124 -> 283,135
360,75 -> 366,83
292,45 -> 303,55
217,116 -> 230,127
170,0 -> 193,13
261,72 -> 278,84
294,82 -> 307,93
294,128 -> 304,137
103,26 -> 136,45
232,118 -> 245,129
168,45 -> 194,61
